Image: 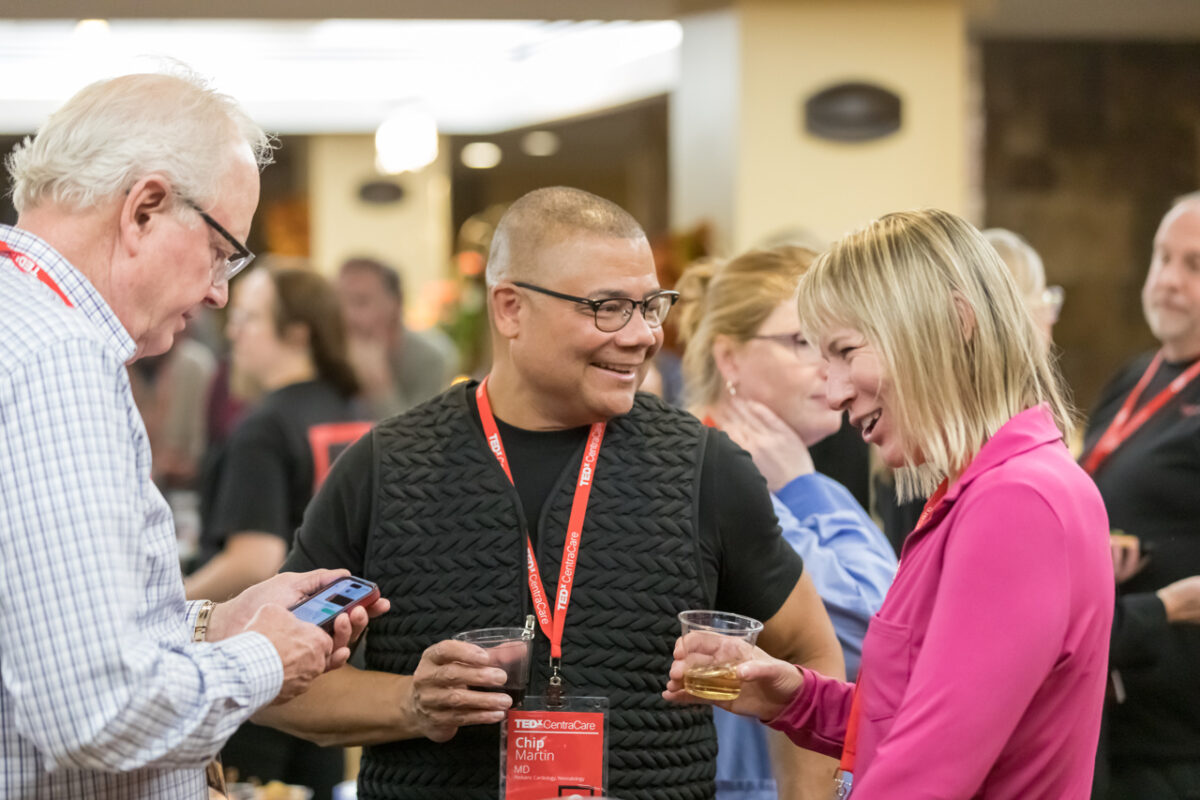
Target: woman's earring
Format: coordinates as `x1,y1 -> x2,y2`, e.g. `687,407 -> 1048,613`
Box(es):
725,379 -> 737,397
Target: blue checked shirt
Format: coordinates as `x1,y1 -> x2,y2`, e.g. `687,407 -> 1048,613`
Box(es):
0,225 -> 283,799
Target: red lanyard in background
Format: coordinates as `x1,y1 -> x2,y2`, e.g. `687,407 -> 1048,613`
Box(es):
0,240 -> 74,308
475,377 -> 605,686
1082,352 -> 1200,475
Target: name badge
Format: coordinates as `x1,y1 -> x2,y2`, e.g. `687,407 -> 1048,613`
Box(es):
500,696 -> 608,799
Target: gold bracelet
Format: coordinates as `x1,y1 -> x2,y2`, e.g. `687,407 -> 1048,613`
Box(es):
193,600 -> 216,642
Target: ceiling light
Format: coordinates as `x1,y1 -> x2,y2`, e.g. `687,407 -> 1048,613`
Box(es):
375,108 -> 439,174
521,131 -> 560,157
74,19 -> 110,37
461,142 -> 502,169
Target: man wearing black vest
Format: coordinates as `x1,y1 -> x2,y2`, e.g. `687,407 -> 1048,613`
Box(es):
1083,194 -> 1200,800
261,187 -> 843,800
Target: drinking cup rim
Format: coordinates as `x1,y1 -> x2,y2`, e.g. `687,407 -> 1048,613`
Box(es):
452,627 -> 532,644
677,609 -> 764,634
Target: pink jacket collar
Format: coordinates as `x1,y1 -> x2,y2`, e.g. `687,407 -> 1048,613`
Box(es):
905,404 -> 1064,548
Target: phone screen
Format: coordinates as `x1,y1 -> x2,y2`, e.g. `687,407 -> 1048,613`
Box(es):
292,579 -> 375,627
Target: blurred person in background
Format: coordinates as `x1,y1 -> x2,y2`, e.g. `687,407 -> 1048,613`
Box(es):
984,228 -> 1064,346
1082,194 -> 1200,800
677,246 -> 896,800
337,257 -> 459,419
667,209 -> 1112,799
129,325 -> 217,489
186,266 -> 370,799
0,70 -> 378,799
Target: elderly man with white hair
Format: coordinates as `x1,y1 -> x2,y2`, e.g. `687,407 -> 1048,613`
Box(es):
0,71 -> 385,799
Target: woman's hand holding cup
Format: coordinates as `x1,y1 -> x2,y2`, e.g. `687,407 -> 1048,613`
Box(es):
663,610 -> 804,722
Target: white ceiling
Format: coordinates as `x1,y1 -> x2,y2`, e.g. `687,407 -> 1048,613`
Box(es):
0,18 -> 681,134
5,1 -> 1200,136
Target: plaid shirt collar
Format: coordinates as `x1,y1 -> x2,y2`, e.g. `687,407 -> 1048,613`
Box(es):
1,223 -> 136,363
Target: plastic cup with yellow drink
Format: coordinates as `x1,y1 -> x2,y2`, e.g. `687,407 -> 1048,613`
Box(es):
677,610 -> 764,701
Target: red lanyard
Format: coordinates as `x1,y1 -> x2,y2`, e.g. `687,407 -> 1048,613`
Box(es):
0,240 -> 74,308
1082,352 -> 1200,475
914,478 -> 949,531
475,377 -> 605,664
839,684 -> 865,775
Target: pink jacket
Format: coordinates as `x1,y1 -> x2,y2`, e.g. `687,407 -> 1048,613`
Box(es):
768,405 -> 1114,799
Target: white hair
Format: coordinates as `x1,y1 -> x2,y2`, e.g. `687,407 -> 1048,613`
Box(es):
982,228 -> 1046,299
6,69 -> 274,214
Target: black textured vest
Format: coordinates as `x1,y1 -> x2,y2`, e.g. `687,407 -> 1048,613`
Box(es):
357,383 -> 718,800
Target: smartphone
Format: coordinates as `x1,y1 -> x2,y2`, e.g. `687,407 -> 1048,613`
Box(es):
289,576 -> 380,633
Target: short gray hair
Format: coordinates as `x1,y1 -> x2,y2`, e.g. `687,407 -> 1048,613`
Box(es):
6,69 -> 274,214
485,186 -> 645,286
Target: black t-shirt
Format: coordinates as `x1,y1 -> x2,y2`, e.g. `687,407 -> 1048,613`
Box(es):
285,393 -> 803,624
196,380 -> 367,567
1082,351 -> 1200,760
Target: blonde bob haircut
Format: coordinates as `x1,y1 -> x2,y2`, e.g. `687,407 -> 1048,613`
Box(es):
677,246 -> 818,410
796,208 -> 1073,501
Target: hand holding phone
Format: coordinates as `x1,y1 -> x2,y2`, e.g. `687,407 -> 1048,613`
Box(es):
290,576 -> 380,633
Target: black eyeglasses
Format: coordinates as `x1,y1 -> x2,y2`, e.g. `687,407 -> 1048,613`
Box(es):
186,200 -> 255,285
751,331 -> 810,356
513,281 -> 680,333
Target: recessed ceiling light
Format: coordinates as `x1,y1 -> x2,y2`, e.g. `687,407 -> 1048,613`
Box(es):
461,142 -> 502,169
522,131 -> 560,157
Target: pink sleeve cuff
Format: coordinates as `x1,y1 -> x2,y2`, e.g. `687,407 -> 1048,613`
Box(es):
765,665 -> 848,758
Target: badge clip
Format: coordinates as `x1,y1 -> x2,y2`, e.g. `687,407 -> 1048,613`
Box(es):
546,656 -> 565,707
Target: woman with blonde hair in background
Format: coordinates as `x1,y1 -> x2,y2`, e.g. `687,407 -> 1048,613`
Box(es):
677,246 -> 896,800
666,210 -> 1113,799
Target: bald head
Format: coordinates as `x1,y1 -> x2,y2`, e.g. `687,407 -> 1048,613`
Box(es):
1144,191 -> 1200,361
485,187 -> 646,286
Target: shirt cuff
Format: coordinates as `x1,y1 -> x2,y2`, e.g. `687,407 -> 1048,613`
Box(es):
184,599 -> 205,631
765,666 -> 847,756
216,631 -> 284,709
1126,590 -> 1169,625
776,474 -> 842,516
766,664 -> 817,730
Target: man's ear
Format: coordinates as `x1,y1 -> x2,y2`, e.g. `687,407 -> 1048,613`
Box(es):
490,284 -> 523,340
118,173 -> 174,257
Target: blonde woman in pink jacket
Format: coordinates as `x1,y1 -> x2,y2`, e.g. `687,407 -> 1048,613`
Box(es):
666,209 -> 1114,799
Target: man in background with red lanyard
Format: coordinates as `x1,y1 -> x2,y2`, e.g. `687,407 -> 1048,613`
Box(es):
0,71 -> 382,800
261,187 -> 844,800
1082,193 -> 1200,800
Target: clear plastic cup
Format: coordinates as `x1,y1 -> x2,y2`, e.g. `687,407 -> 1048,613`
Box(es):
677,610 -> 763,701
452,627 -> 532,706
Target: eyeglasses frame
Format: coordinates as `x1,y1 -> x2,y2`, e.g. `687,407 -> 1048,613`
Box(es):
512,280 -> 681,332
186,200 -> 255,285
